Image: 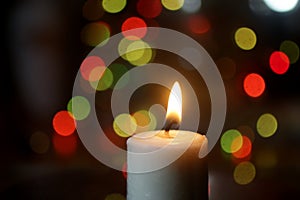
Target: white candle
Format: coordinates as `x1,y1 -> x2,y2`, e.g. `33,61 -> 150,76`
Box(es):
126,82 -> 208,200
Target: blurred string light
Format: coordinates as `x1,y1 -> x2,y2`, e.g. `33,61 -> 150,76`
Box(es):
216,57 -> 236,80
67,96 -> 91,120
280,40 -> 299,64
30,131 -> 50,154
243,73 -> 266,98
113,113 -> 137,137
102,0 -> 127,13
121,17 -> 147,39
82,0 -> 104,21
182,0 -> 201,13
137,0 -> 162,18
105,193 -> 126,200
233,161 -> 256,185
52,111 -> 76,136
234,27 -> 257,50
220,129 -> 243,154
269,51 -> 290,74
81,21 -> 111,47
162,0 -> 184,11
53,133 -> 77,156
263,0 -> 299,13
256,113 -> 278,138
188,15 -> 210,34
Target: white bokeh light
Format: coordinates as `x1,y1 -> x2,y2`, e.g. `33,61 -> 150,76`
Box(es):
263,0 -> 298,12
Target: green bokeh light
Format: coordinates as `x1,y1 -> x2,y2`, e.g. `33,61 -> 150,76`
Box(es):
220,129 -> 243,153
257,113 -> 278,138
67,96 -> 91,121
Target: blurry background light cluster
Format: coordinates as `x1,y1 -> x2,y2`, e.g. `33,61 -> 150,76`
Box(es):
3,0 -> 300,199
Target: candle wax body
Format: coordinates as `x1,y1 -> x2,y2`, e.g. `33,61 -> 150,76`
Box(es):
127,130 -> 208,200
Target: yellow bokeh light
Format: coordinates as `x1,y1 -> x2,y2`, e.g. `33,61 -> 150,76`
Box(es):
162,0 -> 185,11
133,110 -> 157,133
118,38 -> 153,66
113,113 -> 137,137
256,113 -> 278,138
255,148 -> 278,169
234,27 -> 257,50
102,0 -> 127,13
233,161 -> 256,185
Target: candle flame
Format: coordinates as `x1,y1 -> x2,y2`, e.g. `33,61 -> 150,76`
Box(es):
166,81 -> 182,123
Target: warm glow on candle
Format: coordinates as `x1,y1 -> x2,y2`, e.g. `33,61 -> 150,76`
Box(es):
166,81 -> 182,123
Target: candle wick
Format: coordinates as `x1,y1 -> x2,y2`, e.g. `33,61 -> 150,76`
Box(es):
163,119 -> 180,132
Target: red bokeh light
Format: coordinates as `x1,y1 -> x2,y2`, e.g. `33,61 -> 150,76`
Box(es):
52,111 -> 76,136
121,17 -> 147,39
243,73 -> 265,98
233,136 -> 252,159
53,133 -> 77,156
269,51 -> 290,74
188,15 -> 210,34
137,0 -> 162,18
80,56 -> 105,81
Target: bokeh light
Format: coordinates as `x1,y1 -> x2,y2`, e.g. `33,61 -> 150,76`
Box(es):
232,136 -> 252,159
280,40 -> 299,64
122,17 -> 147,39
53,133 -> 77,156
102,0 -> 127,13
109,63 -> 129,89
80,56 -> 106,81
255,148 -> 278,169
237,125 -> 255,142
82,0 -> 104,21
119,38 -> 153,66
234,27 -> 257,50
137,0 -> 162,18
80,22 -> 111,47
269,51 -> 290,74
149,104 -> 166,130
233,161 -> 256,185
67,96 -> 91,121
221,129 -> 243,153
263,0 -> 299,13
113,113 -> 137,137
182,0 -> 201,13
89,67 -> 114,91
256,113 -> 278,138
162,0 -> 184,11
122,162 -> 127,179
29,131 -> 50,154
133,110 -> 157,133
243,73 -> 265,98
188,15 -> 210,34
52,111 -> 76,136
216,57 -> 236,80
105,193 -> 126,200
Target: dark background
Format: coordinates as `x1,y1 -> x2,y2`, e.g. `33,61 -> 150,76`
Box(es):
2,0 -> 300,199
